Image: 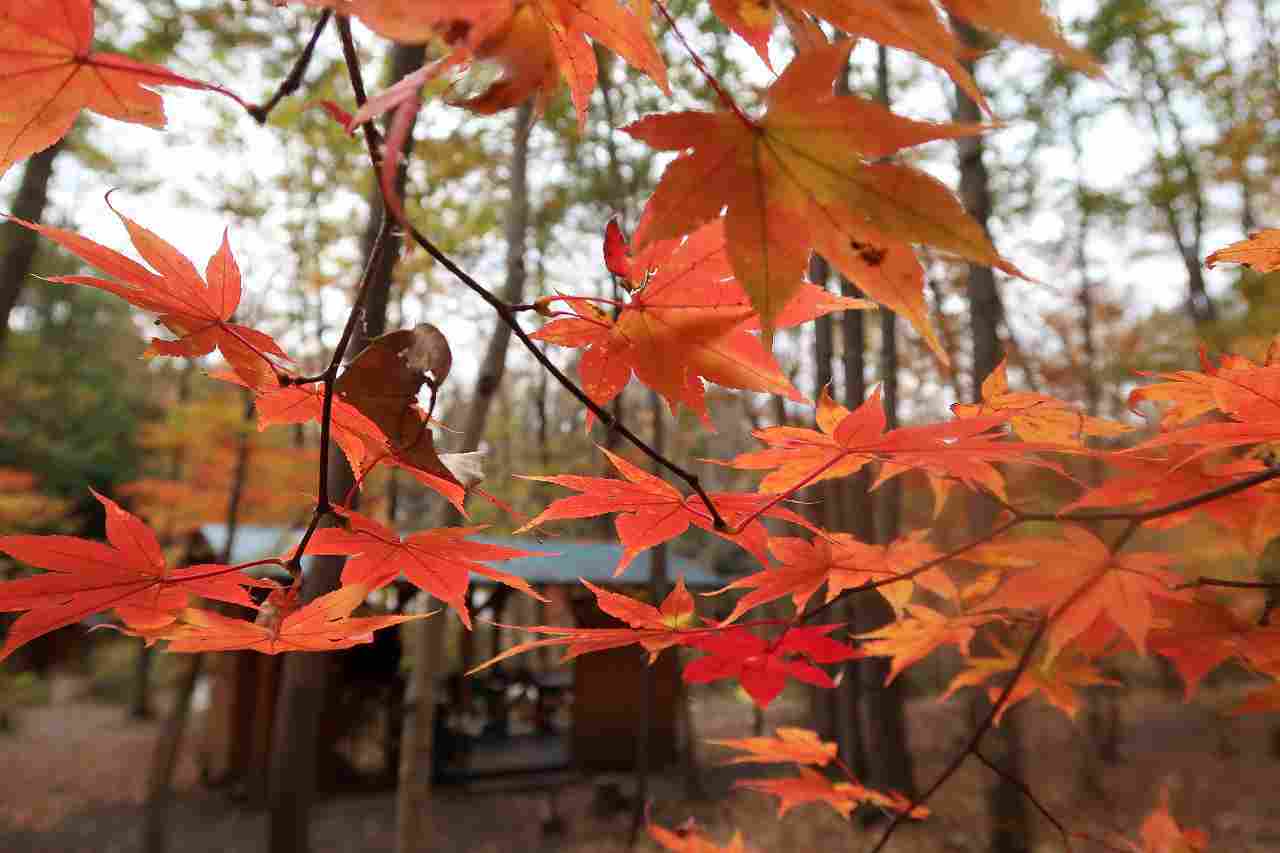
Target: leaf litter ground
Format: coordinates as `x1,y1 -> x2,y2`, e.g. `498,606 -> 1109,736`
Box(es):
1,676 -> 1277,852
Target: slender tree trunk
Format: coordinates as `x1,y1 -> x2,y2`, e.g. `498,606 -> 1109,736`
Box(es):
952,20 -> 1031,852
268,37 -> 418,844
144,392 -> 255,853
0,138 -> 65,359
858,45 -> 915,803
397,98 -> 534,853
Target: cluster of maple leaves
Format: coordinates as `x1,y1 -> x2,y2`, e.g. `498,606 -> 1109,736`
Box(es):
4,0 -> 1280,847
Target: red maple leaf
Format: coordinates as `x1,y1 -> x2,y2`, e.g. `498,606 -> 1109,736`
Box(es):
469,577 -> 702,672
721,386 -> 1062,504
518,446 -> 814,575
533,220 -> 867,425
145,585 -> 428,654
0,491 -> 266,661
0,0 -> 245,175
682,625 -> 857,708
304,507 -> 548,628
714,530 -> 954,625
12,200 -> 290,388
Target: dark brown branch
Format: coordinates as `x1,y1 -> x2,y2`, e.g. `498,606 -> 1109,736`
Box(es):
972,748 -> 1072,850
331,18 -> 728,530
867,617 -> 1050,853
1176,576 -> 1280,591
248,10 -> 332,124
283,203 -> 392,579
1012,464 -> 1280,524
799,517 -> 1021,624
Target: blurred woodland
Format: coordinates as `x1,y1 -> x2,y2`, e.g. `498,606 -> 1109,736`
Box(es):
1,1 -> 1279,852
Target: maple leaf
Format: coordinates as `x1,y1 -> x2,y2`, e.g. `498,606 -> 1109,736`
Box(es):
941,634 -> 1119,724
627,39 -> 1015,348
303,506 -> 548,629
0,491 -> 265,661
721,386 -> 1061,504
855,604 -> 994,684
1063,453 -> 1280,554
708,0 -> 1099,87
0,0 -> 245,175
682,625 -> 857,708
1130,359 -> 1280,464
1120,788 -> 1209,853
468,577 -> 702,671
517,446 -> 814,574
333,325 -> 474,512
709,727 -> 837,766
149,585 -> 430,654
311,0 -> 667,128
1124,347 -> 1259,427
979,526 -> 1189,658
11,201 -> 290,388
533,220 -> 868,424
1206,229 -> 1280,273
736,766 -> 927,820
648,820 -> 753,853
714,531 -> 954,625
1148,597 -> 1280,699
952,358 -> 1132,446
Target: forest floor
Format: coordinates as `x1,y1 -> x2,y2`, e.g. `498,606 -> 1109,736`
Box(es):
1,673 -> 1278,853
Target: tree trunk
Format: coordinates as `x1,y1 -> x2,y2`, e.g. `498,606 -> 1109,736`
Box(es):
267,37 -> 419,845
144,392 -> 255,853
952,19 -> 1031,852
396,98 -> 534,853
0,138 -> 65,359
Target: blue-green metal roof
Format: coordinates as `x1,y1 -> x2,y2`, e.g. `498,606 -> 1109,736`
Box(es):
199,524 -> 723,589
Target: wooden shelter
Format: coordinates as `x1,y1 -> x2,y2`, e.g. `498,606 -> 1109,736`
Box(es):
195,524 -> 722,789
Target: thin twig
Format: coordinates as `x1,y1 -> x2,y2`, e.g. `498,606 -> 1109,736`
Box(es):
283,190 -> 393,581
799,517 -> 1021,624
866,616 -> 1052,853
972,748 -> 1072,850
1176,576 -> 1280,591
248,10 -> 333,124
330,18 -> 729,530
1011,464 -> 1280,524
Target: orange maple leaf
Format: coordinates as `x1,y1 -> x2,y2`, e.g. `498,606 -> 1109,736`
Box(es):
468,577 -> 701,672
148,585 -> 429,654
1063,452 -> 1280,554
953,358 -> 1132,445
941,634 -> 1119,724
708,0 -> 1099,85
856,604 -> 995,684
709,727 -> 837,767
648,820 -> 753,853
713,531 -> 954,625
12,200 -> 290,388
304,506 -> 549,629
721,386 -> 1062,504
0,491 -> 268,661
311,0 -> 667,128
978,526 -> 1188,658
737,766 -> 927,820
1148,597 -> 1280,699
533,220 -> 867,424
626,39 -> 1013,348
517,446 -> 815,574
0,0 -> 244,175
1206,229 -> 1280,273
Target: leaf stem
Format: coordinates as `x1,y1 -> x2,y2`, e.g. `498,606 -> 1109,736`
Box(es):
331,18 -> 728,530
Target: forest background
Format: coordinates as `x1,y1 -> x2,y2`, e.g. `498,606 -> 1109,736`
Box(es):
1,0 -> 1279,852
